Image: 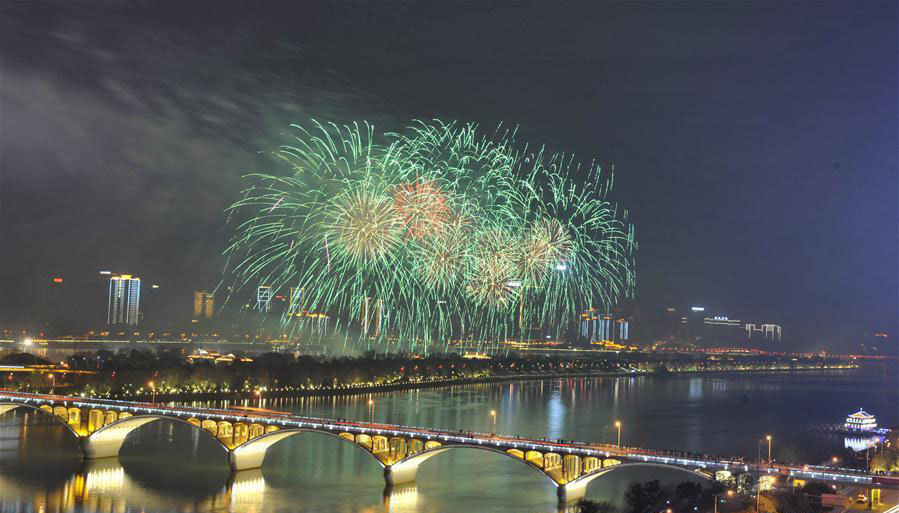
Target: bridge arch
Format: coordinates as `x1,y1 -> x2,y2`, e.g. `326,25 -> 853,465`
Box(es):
559,462 -> 714,503
229,428 -> 387,472
386,444 -> 561,487
0,402 -> 81,441
83,414 -> 229,460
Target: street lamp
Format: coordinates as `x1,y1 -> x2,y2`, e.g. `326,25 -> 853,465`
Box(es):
490,410 -> 497,436
615,420 -> 622,447
368,399 -> 374,424
714,490 -> 734,513
765,435 -> 772,463
48,373 -> 55,391
148,381 -> 156,405
255,389 -> 262,404
756,475 -> 761,513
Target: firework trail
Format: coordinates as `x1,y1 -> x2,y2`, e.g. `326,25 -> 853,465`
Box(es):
224,120 -> 636,354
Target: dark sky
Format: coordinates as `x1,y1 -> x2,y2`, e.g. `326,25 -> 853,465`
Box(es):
1,2 -> 896,351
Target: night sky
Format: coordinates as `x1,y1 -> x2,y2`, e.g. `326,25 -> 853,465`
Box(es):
1,2 -> 896,351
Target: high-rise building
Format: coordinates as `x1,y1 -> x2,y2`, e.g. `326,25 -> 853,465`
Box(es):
256,286 -> 272,312
193,291 -> 214,319
703,316 -> 743,346
579,309 -> 630,344
288,287 -> 302,316
361,297 -> 385,337
108,274 -> 140,325
679,306 -> 706,346
745,323 -> 782,343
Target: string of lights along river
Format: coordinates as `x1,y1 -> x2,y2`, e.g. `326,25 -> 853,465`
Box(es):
1,369 -> 895,513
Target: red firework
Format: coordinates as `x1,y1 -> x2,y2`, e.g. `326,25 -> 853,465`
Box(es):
393,179 -> 452,240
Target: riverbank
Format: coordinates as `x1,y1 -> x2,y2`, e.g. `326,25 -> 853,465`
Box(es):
108,364 -> 858,403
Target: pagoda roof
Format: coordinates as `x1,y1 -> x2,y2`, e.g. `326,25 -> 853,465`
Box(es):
847,409 -> 875,420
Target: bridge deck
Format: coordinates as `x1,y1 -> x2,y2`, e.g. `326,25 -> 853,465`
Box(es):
0,391 -> 890,491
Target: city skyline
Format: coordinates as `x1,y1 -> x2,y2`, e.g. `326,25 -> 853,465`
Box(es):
1,3 -> 896,351
0,4 -> 897,513
2,267 -> 895,354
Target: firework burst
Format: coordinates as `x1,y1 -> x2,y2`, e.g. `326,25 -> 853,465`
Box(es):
393,179 -> 452,240
326,186 -> 401,264
224,120 -> 636,354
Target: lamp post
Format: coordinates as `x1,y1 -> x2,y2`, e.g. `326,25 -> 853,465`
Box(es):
615,420 -> 622,447
148,381 -> 156,405
756,438 -> 764,513
866,439 -> 872,469
756,476 -> 761,513
766,435 -> 772,463
490,410 -> 497,436
714,490 -> 734,513
368,399 -> 374,424
255,389 -> 262,404
48,373 -> 55,392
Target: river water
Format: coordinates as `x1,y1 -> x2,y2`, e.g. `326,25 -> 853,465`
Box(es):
1,368 -> 895,513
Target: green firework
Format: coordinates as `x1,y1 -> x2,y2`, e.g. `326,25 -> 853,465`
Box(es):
224,120 -> 637,354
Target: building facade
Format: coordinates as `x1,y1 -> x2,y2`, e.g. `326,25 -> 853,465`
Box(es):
579,309 -> 630,345
702,316 -> 744,347
745,323 -> 782,343
107,274 -> 140,325
193,291 -> 214,319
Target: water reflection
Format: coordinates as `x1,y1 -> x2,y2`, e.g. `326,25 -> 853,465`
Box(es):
1,369 -> 895,513
383,485 -> 419,513
0,457 -> 253,513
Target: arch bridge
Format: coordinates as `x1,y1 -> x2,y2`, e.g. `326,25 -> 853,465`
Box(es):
0,392 -> 887,503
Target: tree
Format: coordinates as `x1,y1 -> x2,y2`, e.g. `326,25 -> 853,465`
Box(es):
771,491 -> 812,513
578,500 -> 617,513
625,480 -> 669,513
734,473 -> 755,495
674,481 -> 705,512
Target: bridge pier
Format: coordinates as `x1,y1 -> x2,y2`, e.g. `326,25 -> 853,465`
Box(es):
557,481 -> 588,503
383,463 -> 419,486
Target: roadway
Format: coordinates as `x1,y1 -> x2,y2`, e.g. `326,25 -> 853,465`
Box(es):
0,390 -> 894,490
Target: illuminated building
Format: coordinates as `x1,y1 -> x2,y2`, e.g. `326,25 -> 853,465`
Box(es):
193,290 -> 214,319
680,306 -> 706,346
107,274 -> 140,325
256,286 -> 272,312
745,323 -> 782,342
579,309 -> 630,346
703,316 -> 743,346
845,409 -> 877,431
361,296 -> 385,337
288,287 -> 302,316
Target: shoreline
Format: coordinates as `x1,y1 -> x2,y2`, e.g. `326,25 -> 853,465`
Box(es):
106,365 -> 858,403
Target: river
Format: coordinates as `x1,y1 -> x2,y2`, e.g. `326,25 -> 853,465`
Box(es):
1,368 -> 895,513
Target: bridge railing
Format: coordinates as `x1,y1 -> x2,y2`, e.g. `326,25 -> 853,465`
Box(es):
0,391 -> 883,485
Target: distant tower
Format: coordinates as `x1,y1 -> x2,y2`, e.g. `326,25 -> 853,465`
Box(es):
360,296 -> 384,337
193,291 -> 214,319
256,286 -> 272,312
108,274 -> 141,325
288,287 -> 302,316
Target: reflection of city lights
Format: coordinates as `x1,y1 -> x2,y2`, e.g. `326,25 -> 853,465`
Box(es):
85,467 -> 126,491
229,476 -> 266,503
385,484 -> 419,512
